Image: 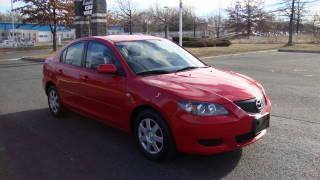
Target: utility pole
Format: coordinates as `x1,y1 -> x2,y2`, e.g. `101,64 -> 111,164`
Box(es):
179,0 -> 183,46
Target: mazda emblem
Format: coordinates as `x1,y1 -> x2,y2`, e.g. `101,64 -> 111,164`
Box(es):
256,99 -> 264,110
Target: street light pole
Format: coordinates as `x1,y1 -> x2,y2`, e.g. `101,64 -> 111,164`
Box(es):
179,0 -> 183,46
164,6 -> 168,39
11,0 -> 15,46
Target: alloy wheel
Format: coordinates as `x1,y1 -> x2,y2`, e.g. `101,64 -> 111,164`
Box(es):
138,118 -> 164,155
48,89 -> 60,114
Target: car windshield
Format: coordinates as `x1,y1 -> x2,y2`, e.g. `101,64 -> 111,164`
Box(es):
115,39 -> 208,75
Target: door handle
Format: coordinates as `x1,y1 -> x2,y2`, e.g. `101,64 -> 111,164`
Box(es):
80,74 -> 89,81
58,69 -> 63,75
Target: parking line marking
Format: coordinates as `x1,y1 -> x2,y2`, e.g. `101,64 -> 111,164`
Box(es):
0,58 -> 22,61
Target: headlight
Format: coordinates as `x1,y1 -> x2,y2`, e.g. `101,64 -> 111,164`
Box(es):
178,101 -> 229,116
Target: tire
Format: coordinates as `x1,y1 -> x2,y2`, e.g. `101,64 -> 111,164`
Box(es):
47,85 -> 65,117
133,109 -> 176,161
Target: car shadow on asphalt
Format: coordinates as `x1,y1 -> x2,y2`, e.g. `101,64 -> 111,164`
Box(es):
0,108 -> 242,180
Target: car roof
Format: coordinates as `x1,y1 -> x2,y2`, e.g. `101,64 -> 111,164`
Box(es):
93,35 -> 162,43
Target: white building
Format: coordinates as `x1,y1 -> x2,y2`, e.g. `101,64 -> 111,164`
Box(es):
0,22 -> 75,44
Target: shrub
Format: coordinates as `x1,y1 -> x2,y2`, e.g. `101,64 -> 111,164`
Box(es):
183,41 -> 207,47
214,39 -> 232,47
182,39 -> 232,47
172,37 -> 200,43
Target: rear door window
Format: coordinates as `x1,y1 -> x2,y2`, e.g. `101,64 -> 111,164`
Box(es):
64,42 -> 85,66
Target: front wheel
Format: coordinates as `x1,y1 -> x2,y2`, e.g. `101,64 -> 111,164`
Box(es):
47,86 -> 65,117
133,109 -> 176,161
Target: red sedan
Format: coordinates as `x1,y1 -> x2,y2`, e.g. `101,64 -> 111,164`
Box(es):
43,35 -> 271,161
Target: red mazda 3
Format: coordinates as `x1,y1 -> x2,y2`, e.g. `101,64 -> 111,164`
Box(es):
43,35 -> 271,161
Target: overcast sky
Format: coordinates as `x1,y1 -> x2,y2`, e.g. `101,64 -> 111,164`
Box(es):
0,0 -> 319,17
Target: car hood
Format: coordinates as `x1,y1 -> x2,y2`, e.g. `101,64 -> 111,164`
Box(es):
139,67 -> 264,103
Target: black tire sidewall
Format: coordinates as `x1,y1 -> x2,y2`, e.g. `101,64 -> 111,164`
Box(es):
133,109 -> 176,161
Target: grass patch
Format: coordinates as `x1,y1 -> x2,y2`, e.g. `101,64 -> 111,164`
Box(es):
187,44 -> 283,57
232,34 -> 319,44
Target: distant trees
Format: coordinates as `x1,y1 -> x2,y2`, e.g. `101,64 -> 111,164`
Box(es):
150,4 -> 176,38
14,0 -> 74,51
0,11 -> 23,23
312,14 -> 320,37
109,4 -> 206,37
242,0 -> 266,38
226,0 -> 267,38
106,10 -> 122,25
281,0 -> 297,45
226,0 -> 243,35
181,7 -> 207,35
190,11 -> 207,38
207,10 -> 224,39
295,0 -> 307,33
276,0 -> 317,45
116,0 -> 135,35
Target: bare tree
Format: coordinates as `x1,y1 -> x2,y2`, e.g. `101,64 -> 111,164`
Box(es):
288,0 -> 295,45
208,10 -> 223,39
274,0 -> 295,45
191,13 -> 198,38
117,0 -> 135,35
106,10 -> 122,25
215,9 -> 223,39
275,0 -> 318,45
226,0 -> 243,35
150,4 -> 175,38
295,0 -> 307,33
15,0 -> 74,51
312,13 -> 320,35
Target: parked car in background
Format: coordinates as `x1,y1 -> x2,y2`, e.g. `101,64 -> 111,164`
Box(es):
43,35 -> 271,161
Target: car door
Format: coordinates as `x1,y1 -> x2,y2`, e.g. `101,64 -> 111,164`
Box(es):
77,41 -> 127,127
56,41 -> 87,110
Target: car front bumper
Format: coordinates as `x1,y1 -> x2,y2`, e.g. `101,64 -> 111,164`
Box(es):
168,98 -> 271,155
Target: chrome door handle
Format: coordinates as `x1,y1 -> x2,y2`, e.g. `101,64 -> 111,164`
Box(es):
80,74 -> 89,81
58,69 -> 63,75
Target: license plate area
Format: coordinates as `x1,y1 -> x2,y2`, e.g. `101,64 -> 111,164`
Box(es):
253,114 -> 270,135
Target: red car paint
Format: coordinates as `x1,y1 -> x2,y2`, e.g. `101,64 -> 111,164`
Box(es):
43,35 -> 271,154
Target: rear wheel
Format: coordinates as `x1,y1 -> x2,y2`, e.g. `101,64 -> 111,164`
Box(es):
133,109 -> 176,161
47,86 -> 65,117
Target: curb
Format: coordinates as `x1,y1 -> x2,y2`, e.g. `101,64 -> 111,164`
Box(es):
278,49 -> 320,54
201,49 -> 277,60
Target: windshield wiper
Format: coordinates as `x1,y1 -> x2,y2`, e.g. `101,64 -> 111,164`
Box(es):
175,66 -> 199,72
136,70 -> 171,76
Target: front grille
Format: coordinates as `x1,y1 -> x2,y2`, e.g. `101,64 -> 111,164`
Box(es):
235,98 -> 264,114
197,139 -> 223,147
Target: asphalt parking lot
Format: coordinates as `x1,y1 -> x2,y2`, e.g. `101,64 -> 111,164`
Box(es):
0,51 -> 319,180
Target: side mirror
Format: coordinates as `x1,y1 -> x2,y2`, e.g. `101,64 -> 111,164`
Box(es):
97,64 -> 117,74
